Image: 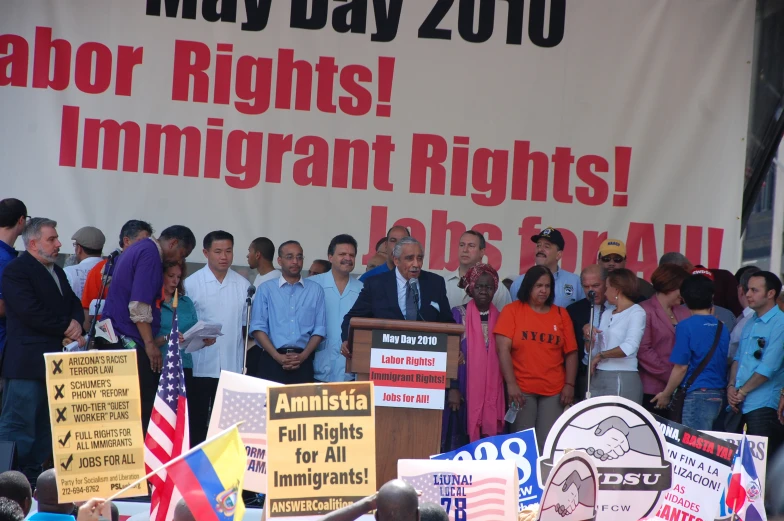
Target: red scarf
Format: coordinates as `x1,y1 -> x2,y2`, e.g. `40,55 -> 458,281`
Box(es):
465,299 -> 505,441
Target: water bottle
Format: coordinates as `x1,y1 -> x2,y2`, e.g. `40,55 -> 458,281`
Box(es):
504,402 -> 520,423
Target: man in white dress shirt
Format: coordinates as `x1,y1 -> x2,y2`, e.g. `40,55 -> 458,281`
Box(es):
184,231 -> 250,445
63,226 -> 105,298
445,230 -> 511,311
730,266 -> 761,361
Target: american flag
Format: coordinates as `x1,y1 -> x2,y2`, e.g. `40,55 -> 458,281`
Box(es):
143,304 -> 190,521
218,389 -> 267,442
401,473 -> 509,521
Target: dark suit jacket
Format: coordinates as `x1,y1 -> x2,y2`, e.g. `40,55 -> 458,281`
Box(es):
2,252 -> 83,380
566,298 -> 592,369
341,269 -> 454,340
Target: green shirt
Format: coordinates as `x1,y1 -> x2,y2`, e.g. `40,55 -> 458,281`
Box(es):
157,295 -> 198,368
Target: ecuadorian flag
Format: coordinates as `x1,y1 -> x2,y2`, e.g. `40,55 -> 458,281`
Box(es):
167,426 -> 246,520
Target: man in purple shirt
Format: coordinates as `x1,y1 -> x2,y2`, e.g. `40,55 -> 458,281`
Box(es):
102,225 -> 195,431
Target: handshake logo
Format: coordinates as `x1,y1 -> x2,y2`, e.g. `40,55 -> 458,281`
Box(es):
538,397 -> 672,521
539,451 -> 599,521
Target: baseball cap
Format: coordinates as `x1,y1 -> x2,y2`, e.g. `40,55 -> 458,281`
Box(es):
72,226 -> 106,250
691,265 -> 714,281
531,227 -> 565,250
598,239 -> 626,258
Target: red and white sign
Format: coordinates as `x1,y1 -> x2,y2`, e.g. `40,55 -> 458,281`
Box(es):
370,330 -> 448,409
0,1 -> 753,275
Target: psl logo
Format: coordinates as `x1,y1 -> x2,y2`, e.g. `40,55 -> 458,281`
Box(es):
538,397 -> 672,521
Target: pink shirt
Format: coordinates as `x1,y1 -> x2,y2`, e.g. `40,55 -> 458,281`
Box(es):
637,296 -> 691,394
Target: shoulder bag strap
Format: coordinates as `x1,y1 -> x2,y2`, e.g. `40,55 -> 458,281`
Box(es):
683,321 -> 724,390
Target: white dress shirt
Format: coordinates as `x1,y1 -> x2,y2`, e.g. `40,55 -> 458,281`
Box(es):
445,271 -> 512,310
185,266 -> 251,378
63,256 -> 102,298
595,304 -> 646,372
729,307 -> 754,361
253,269 -> 281,288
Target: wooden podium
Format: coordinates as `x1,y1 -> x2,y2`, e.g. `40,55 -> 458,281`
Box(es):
346,317 -> 464,486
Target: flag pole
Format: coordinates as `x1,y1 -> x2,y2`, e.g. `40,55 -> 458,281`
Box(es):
729,427 -> 747,521
107,421 -> 244,501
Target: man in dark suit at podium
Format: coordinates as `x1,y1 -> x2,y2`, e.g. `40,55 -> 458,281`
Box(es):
341,237 -> 454,352
566,264 -> 610,401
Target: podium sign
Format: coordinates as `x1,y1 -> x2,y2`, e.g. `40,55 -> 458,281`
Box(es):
369,329 -> 448,409
346,317 -> 463,486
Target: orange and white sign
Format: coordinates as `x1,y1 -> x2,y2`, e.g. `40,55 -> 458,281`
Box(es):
370,329 -> 447,409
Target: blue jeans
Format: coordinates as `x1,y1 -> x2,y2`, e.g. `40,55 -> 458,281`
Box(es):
0,379 -> 51,484
682,389 -> 723,431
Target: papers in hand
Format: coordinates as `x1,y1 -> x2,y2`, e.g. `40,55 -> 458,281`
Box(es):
181,321 -> 223,353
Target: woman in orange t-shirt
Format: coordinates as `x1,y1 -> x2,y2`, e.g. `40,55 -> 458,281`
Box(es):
495,265 -> 578,452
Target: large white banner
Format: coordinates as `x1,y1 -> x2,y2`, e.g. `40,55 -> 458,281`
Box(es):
1,1 -> 753,277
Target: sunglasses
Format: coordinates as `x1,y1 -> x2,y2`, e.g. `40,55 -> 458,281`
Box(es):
600,255 -> 625,263
754,337 -> 766,360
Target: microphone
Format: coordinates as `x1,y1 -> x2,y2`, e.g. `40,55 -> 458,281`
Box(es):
108,248 -> 122,260
408,278 -> 425,321
247,286 -> 256,300
587,290 -> 596,301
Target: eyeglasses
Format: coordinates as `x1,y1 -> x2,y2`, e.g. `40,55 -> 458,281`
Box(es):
600,255 -> 624,263
754,337 -> 766,360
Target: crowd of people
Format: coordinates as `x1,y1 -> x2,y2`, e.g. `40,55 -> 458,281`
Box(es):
2,196 -> 784,519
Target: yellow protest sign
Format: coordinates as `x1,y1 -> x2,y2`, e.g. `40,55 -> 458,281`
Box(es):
266,382 -> 376,518
45,350 -> 146,502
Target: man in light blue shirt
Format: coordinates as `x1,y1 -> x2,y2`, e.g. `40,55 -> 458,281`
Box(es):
728,271 -> 784,463
359,225 -> 409,282
311,234 -> 363,382
509,227 -> 584,307
250,240 -> 326,384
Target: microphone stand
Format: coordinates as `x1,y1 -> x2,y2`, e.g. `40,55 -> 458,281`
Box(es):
585,291 -> 597,399
86,253 -> 118,350
243,288 -> 255,374
585,303 -> 595,399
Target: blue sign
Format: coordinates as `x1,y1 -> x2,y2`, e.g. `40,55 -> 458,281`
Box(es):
431,429 -> 543,511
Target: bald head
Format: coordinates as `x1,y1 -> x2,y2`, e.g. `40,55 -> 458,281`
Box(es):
34,469 -> 73,515
384,227 -> 411,269
420,502 -> 448,521
367,252 -> 387,272
659,252 -> 692,269
173,499 -> 195,521
580,264 -> 607,281
376,479 -> 419,521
